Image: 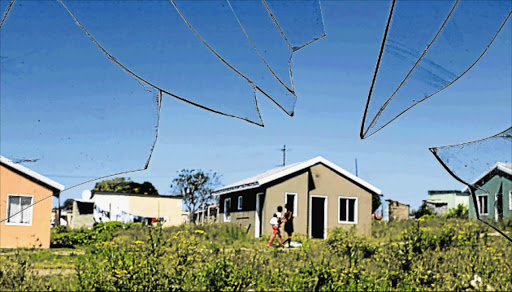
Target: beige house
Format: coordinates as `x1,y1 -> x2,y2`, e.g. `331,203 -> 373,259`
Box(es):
214,156 -> 382,238
91,191 -> 184,227
0,156 -> 64,248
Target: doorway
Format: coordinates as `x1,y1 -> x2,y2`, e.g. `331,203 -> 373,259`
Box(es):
255,193 -> 265,238
310,196 -> 327,239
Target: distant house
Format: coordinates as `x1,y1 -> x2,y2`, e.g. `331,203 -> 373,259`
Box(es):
213,156 -> 382,238
467,163 -> 512,221
423,199 -> 448,215
383,199 -> 410,221
71,199 -> 95,229
90,191 -> 184,227
0,155 -> 64,248
427,190 -> 469,211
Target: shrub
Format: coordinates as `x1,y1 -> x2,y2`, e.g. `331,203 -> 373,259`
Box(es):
446,204 -> 469,219
0,250 -> 33,291
414,203 -> 434,219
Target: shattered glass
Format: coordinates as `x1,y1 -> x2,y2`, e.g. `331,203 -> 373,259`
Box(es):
60,0 -> 325,124
0,0 -> 325,223
430,127 -> 512,242
0,0 -> 15,29
361,0 -> 512,139
1,0 -> 161,189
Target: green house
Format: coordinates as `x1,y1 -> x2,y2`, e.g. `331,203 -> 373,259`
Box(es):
468,163 -> 512,220
427,190 -> 469,211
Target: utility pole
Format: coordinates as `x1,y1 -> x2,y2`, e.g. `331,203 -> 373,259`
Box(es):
355,158 -> 358,177
281,145 -> 287,166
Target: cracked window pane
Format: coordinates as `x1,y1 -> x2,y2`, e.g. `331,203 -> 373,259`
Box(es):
59,0 -> 326,124
263,0 -> 326,51
0,0 -> 15,29
1,0 -> 160,190
172,0 -> 297,116
430,127 -> 512,241
361,0 -> 512,139
61,0 -> 263,125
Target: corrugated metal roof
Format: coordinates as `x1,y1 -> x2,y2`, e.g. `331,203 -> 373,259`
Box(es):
213,156 -> 382,195
0,155 -> 65,191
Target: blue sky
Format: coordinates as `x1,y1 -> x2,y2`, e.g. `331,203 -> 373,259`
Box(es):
1,1 -> 510,210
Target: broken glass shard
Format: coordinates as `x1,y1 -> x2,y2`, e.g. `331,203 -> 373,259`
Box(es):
0,0 -> 16,29
1,0 -> 160,190
263,0 -> 326,51
172,0 -> 297,115
61,0 -> 262,125
430,127 -> 512,242
361,0 -> 512,139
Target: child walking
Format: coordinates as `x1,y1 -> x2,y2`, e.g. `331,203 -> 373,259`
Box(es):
267,213 -> 283,247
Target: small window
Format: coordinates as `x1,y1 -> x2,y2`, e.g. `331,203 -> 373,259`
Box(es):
237,196 -> 243,210
338,197 -> 357,224
224,198 -> 231,222
478,195 -> 488,215
6,195 -> 33,225
285,193 -> 298,217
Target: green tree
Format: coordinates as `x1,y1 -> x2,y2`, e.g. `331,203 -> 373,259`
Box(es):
414,202 -> 434,219
170,169 -> 220,224
62,198 -> 74,210
92,178 -> 158,195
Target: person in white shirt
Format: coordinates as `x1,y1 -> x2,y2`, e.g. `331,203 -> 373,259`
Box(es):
267,213 -> 283,247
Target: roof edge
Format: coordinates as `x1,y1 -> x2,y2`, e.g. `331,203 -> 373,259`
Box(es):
213,156 -> 382,196
0,155 -> 65,192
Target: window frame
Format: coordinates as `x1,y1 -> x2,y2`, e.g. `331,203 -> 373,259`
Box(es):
224,198 -> 231,222
237,196 -> 243,211
477,195 -> 488,215
338,196 -> 358,224
509,190 -> 512,211
284,192 -> 298,217
6,194 -> 34,226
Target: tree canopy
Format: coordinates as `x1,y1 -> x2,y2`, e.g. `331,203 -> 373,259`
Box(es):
170,169 -> 220,224
62,198 -> 74,210
92,177 -> 159,195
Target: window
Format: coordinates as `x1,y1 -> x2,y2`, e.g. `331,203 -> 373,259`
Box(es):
509,191 -> 512,211
338,196 -> 357,224
224,198 -> 231,222
237,196 -> 243,210
6,195 -> 33,225
285,193 -> 298,217
478,195 -> 488,215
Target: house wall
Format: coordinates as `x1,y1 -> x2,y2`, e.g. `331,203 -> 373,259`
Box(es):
469,175 -> 512,220
425,201 -> 448,215
309,164 -> 372,235
387,201 -> 410,221
93,193 -> 129,220
264,171 -> 309,235
219,188 -> 266,236
92,193 -> 183,227
428,193 -> 470,210
128,195 -> 183,227
0,165 -> 54,248
71,201 -> 95,229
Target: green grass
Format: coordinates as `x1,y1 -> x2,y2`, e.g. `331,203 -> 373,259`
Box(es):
2,218 -> 512,291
